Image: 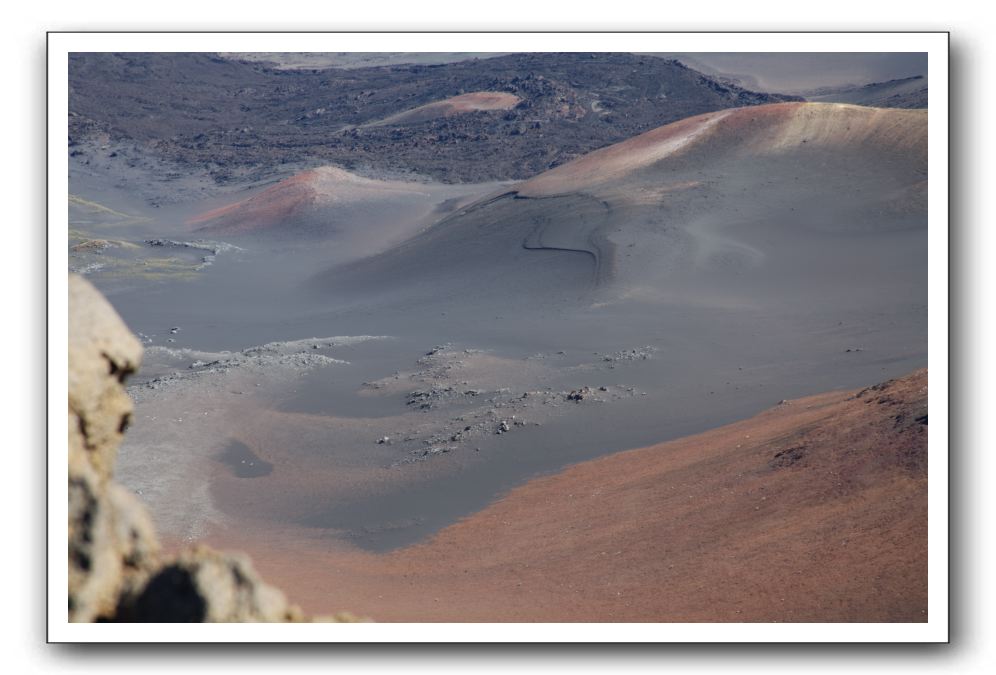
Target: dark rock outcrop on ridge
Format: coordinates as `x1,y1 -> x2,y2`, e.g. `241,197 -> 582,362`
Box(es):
68,52 -> 801,185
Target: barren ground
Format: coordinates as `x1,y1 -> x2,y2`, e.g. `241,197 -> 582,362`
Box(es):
204,370 -> 927,622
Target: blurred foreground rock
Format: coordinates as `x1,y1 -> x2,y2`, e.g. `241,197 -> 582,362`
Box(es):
114,546 -> 306,622
68,274 -> 362,623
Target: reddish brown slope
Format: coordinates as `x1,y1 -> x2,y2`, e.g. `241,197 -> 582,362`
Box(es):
187,166 -> 432,236
209,370 -> 928,622
517,102 -> 927,198
367,91 -> 522,127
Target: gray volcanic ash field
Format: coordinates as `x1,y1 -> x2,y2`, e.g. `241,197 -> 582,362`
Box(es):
69,54 -> 927,560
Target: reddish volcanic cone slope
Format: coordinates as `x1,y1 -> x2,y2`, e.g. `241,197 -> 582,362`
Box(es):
516,101 -> 926,197
366,91 -> 522,127
213,370 -> 928,622
187,166 -> 439,242
315,102 -> 927,314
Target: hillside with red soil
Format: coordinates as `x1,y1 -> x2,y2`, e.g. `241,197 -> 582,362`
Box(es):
186,166 -> 505,257
187,166 -> 437,236
367,91 -> 522,127
209,369 -> 928,622
517,101 -> 926,198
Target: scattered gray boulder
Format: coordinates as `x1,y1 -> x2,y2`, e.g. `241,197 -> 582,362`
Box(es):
68,464 -> 159,622
567,386 -> 591,402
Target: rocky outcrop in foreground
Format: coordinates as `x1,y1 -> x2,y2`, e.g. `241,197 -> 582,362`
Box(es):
68,274 -> 359,622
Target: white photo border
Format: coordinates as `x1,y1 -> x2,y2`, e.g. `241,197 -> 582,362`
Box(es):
47,31 -> 949,643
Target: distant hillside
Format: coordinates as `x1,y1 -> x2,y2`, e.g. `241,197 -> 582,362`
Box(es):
649,53 -> 927,95
68,52 -> 800,185
804,76 -> 928,109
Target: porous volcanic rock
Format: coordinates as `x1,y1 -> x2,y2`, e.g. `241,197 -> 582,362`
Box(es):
68,274 -> 142,483
67,274 -> 361,623
68,275 -> 158,622
114,546 -> 304,623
